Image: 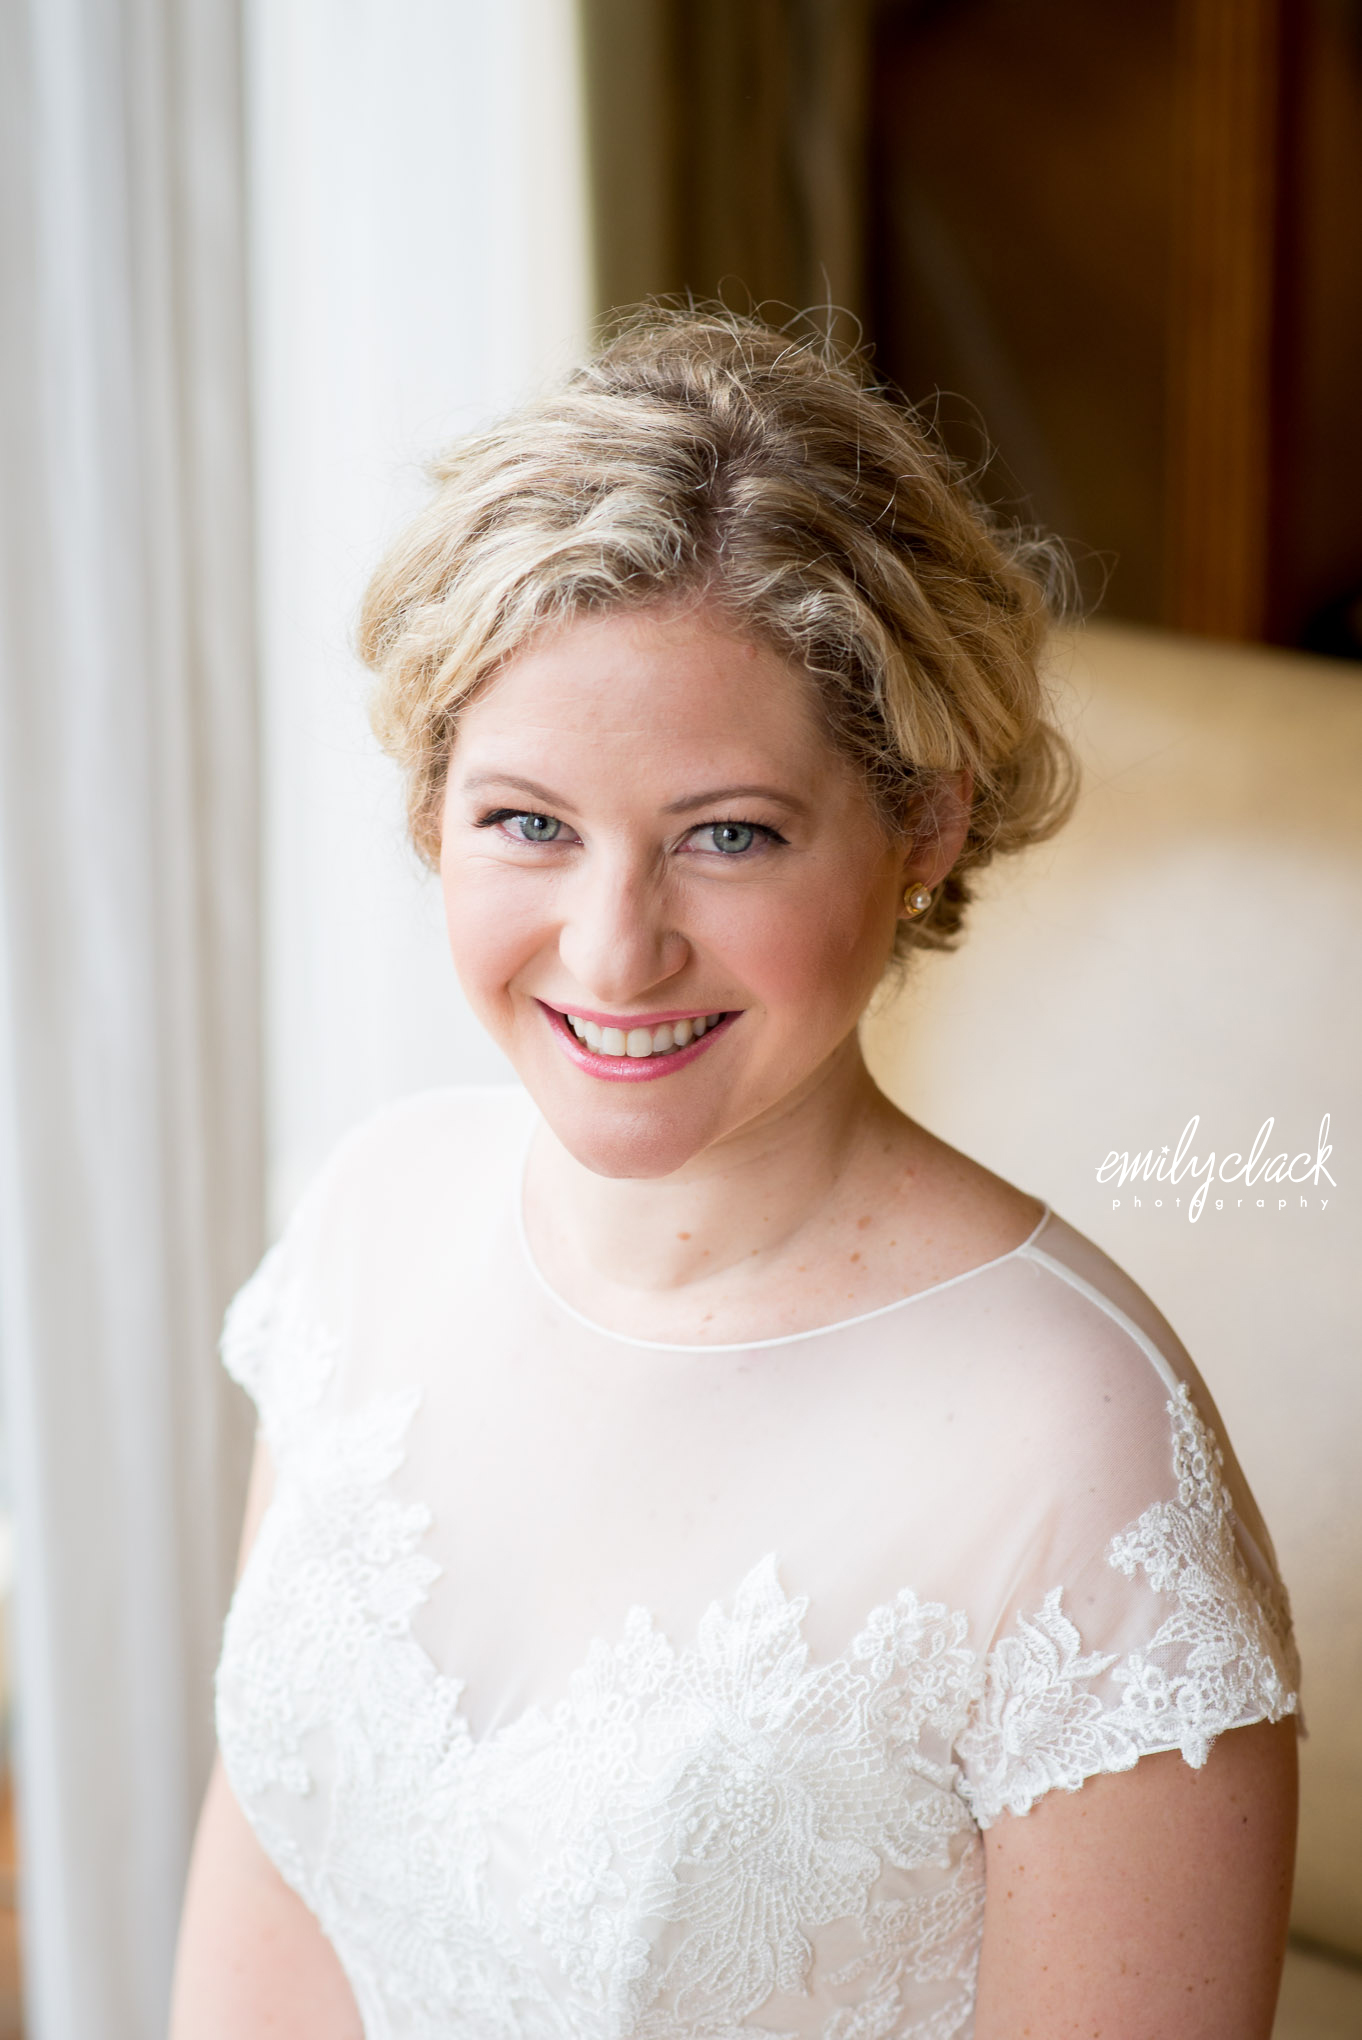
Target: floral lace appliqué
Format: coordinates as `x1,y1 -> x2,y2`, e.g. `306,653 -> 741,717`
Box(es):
959,1384 -> 1300,1824
1106,1384 -> 1299,1763
506,1563 -> 981,2039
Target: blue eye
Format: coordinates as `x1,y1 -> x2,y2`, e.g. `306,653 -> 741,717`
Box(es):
507,813 -> 561,842
702,822 -> 756,855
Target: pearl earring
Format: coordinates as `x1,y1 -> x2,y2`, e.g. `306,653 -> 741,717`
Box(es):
902,880 -> 934,918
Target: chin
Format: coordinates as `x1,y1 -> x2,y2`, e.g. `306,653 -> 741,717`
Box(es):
546,1095 -> 722,1180
512,1017 -> 847,1179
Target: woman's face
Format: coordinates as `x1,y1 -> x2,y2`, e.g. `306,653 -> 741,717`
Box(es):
440,604 -> 936,1179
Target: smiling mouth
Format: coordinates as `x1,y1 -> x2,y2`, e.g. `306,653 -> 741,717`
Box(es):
562,1010 -> 727,1059
539,1002 -> 738,1073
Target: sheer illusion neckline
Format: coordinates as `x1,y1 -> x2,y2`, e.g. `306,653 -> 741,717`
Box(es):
514,1108 -> 1054,1353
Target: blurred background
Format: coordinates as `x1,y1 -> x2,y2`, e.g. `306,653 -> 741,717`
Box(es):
0,2 -> 1358,2036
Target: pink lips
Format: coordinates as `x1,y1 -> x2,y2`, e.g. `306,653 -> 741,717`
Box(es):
538,1002 -> 739,1081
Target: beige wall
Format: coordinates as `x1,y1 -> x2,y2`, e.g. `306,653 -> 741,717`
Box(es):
863,621 -> 1362,1954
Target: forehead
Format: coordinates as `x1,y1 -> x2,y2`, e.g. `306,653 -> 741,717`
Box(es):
450,605 -> 841,786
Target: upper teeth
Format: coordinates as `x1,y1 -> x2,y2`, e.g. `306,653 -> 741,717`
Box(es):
565,1013 -> 725,1057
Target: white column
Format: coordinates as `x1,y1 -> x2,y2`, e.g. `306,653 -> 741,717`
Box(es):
246,0 -> 593,1224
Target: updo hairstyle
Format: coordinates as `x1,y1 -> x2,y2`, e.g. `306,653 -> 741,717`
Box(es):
358,307 -> 1078,953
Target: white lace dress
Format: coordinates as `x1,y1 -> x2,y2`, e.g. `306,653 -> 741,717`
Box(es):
215,1085 -> 1300,2040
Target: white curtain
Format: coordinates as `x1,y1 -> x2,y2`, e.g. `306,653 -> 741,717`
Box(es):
0,0 -> 592,2030
0,1 -> 261,2034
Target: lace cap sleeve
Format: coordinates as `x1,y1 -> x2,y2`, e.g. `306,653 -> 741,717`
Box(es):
219,1241 -> 286,1415
218,1086 -> 526,1463
219,1239 -> 338,1464
955,1250 -> 1301,1828
216,1115 -> 372,1462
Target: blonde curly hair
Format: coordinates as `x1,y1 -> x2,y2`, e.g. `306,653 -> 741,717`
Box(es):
358,307 -> 1078,953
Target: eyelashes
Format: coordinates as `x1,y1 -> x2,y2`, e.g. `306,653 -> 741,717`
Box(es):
476,809 -> 568,844
474,809 -> 788,856
685,821 -> 785,856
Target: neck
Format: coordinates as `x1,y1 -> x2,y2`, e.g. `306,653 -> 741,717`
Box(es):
526,1035 -> 909,1307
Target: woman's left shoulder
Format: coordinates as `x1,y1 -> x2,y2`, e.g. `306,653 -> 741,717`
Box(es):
1017,1209 -> 1195,1361
1004,1207 -> 1205,1410
952,1208 -> 1302,1822
884,1134 -> 1217,1453
981,1208 -> 1294,1607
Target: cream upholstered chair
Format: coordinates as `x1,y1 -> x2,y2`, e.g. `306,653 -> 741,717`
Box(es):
863,620 -> 1362,1961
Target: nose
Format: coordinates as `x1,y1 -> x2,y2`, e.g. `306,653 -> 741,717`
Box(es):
555,849 -> 690,1008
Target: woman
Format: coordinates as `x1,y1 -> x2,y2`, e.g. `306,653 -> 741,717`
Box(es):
172,311 -> 1299,2038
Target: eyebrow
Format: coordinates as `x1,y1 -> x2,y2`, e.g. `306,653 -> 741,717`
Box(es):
459,772 -> 569,808
659,783 -> 810,816
457,772 -> 810,817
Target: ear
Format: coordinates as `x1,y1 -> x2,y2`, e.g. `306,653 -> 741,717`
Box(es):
900,769 -> 973,889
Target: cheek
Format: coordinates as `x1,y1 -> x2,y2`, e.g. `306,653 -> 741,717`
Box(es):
440,858 -> 547,1006
705,864 -> 896,1021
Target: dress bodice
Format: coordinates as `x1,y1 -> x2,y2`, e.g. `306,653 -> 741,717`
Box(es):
215,1086 -> 1299,2039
